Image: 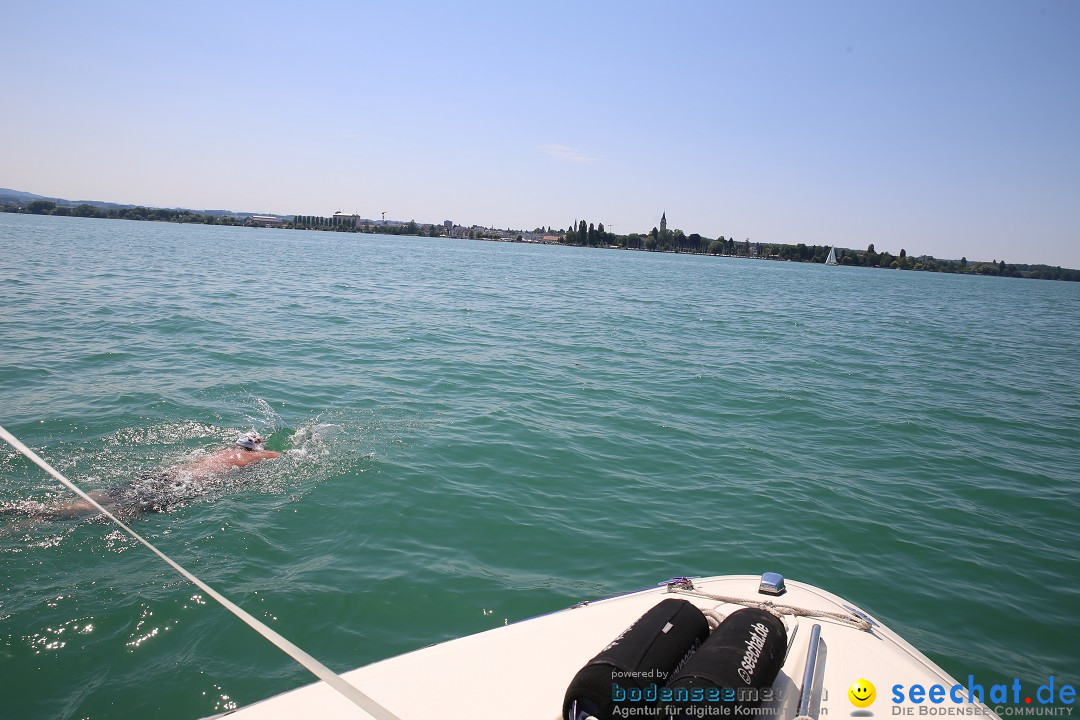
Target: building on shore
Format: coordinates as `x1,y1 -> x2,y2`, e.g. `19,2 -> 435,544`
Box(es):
333,212 -> 365,228
248,215 -> 284,227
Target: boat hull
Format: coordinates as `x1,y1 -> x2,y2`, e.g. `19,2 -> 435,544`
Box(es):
216,575 -> 996,720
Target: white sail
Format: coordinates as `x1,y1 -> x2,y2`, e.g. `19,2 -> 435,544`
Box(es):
825,246 -> 838,265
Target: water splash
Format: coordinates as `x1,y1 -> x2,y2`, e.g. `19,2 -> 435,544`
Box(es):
242,397 -> 281,438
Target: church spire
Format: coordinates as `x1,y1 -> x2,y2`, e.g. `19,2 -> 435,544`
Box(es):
660,212 -> 667,233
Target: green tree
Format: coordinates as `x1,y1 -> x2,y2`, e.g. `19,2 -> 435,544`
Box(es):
864,243 -> 879,267
28,200 -> 56,214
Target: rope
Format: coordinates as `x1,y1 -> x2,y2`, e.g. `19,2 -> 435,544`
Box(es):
701,607 -> 726,630
667,582 -> 872,631
0,424 -> 400,720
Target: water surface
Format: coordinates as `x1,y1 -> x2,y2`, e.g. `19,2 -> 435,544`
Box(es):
1,213 -> 1078,718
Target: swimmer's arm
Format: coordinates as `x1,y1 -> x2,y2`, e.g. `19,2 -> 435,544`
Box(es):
254,450 -> 280,459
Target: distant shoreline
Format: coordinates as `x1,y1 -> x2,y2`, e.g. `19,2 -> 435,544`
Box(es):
2,201 -> 1076,283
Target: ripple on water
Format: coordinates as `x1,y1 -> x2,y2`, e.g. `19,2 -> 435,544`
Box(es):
1,217 -> 1078,718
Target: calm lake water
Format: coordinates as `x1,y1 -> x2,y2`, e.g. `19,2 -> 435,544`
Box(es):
1,213 -> 1078,718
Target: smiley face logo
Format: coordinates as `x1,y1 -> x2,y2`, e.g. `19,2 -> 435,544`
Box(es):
848,679 -> 876,708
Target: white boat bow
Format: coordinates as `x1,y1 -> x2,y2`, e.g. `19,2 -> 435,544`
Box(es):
215,573 -> 997,720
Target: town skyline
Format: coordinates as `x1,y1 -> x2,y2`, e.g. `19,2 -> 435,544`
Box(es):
6,187 -> 1077,281
4,2 -> 1078,268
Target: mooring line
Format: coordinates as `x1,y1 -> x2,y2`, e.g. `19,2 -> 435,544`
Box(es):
0,424 -> 400,720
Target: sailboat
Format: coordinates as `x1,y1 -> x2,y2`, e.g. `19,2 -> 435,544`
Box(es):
825,246 -> 838,266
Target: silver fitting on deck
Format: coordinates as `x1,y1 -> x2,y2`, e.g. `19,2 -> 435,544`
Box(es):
758,572 -> 786,596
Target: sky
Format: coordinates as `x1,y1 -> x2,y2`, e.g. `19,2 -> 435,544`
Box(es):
3,0 -> 1079,267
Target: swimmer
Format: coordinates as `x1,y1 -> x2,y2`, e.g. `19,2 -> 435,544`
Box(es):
175,431 -> 280,479
3,432 -> 280,520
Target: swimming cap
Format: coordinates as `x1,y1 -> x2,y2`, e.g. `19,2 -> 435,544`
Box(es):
235,431 -> 263,450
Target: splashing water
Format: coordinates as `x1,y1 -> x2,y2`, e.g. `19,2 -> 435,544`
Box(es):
1,402 -> 381,540
243,397 -> 282,439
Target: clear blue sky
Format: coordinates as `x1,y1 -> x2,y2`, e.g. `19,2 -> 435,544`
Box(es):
4,1 -> 1078,266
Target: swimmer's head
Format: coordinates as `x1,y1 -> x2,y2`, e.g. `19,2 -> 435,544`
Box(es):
235,431 -> 263,450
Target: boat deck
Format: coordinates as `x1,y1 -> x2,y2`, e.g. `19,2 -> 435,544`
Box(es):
216,575 -> 993,720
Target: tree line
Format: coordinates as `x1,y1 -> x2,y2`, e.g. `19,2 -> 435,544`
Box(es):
823,243 -> 1078,280
3,201 -> 513,239
5,200 -> 247,225
563,219 -> 1079,282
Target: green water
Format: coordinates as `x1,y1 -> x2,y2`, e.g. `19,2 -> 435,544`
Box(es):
1,213 -> 1077,718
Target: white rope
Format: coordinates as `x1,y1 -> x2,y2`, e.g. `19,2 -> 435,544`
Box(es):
0,424 -> 400,720
701,607 -> 726,630
668,584 -> 872,631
